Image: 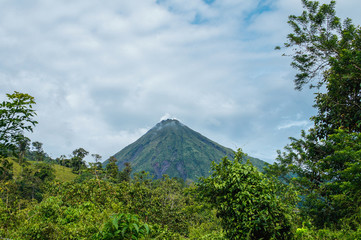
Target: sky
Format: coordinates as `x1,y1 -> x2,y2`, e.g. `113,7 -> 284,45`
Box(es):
1,0 -> 360,163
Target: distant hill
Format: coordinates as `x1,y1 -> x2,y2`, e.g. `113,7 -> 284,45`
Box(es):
106,119 -> 267,181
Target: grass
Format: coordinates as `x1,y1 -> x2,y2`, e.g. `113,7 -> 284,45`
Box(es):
51,163 -> 77,182
9,158 -> 77,182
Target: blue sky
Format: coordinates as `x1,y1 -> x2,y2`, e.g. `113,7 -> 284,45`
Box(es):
1,0 -> 360,163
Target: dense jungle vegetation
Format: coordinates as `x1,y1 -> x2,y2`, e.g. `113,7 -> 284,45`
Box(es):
1,0 -> 361,239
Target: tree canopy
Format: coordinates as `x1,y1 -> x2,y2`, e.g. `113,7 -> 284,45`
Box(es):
198,149 -> 299,240
269,0 -> 361,230
0,91 -> 37,155
278,0 -> 361,137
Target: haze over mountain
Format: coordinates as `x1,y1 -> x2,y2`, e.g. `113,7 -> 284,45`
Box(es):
107,119 -> 266,181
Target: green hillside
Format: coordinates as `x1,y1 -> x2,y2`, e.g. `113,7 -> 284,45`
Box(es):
51,163 -> 78,182
9,158 -> 77,182
108,119 -> 266,181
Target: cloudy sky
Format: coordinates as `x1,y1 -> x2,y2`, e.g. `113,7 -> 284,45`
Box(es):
1,0 -> 360,163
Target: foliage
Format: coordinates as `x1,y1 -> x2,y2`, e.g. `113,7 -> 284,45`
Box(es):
90,153 -> 104,180
0,157 -> 13,181
270,0 -> 361,230
267,121 -> 361,227
0,91 -> 38,155
72,147 -> 89,159
74,171 -> 95,183
187,208 -> 224,240
281,0 -> 353,89
198,149 -> 299,240
118,162 -> 132,182
106,156 -> 119,181
16,162 -> 56,202
0,174 -> 225,239
54,148 -> 89,174
14,196 -> 103,240
14,134 -> 30,165
120,173 -> 200,236
318,130 -> 361,224
278,0 -> 361,138
295,225 -> 361,240
70,147 -> 88,173
313,44 -> 361,137
94,213 -> 150,240
32,141 -> 45,161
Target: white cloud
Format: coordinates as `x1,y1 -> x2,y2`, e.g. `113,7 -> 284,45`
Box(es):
277,120 -> 310,130
0,0 -> 359,163
160,113 -> 179,121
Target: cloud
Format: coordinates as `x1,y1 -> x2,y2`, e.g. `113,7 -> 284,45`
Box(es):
0,0 -> 359,163
160,113 -> 179,121
277,120 -> 310,130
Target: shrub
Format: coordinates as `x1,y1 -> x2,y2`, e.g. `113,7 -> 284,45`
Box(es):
94,213 -> 150,240
198,149 -> 299,240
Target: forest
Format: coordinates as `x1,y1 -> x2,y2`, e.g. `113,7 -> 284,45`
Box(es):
1,0 -> 361,239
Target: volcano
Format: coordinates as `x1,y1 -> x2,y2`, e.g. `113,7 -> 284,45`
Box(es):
108,119 -> 266,181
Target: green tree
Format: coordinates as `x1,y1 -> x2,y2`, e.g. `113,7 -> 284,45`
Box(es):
32,141 -> 45,162
72,147 -> 89,160
106,156 -> 119,181
70,148 -> 88,173
270,0 -> 361,229
0,157 -> 13,181
118,162 -> 132,182
90,153 -> 104,180
278,0 -> 361,137
267,130 -> 361,228
57,154 -> 71,167
0,92 -> 37,156
198,149 -> 298,240
14,135 -> 30,166
320,130 -> 361,228
17,163 -> 56,201
33,162 -> 56,182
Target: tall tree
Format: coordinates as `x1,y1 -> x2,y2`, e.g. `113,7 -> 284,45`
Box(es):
90,153 -> 103,180
72,148 -> 89,160
32,141 -> 45,162
91,153 -> 102,170
16,135 -> 30,165
105,156 -> 119,181
269,0 -> 361,228
118,162 -> 132,182
70,148 -> 88,173
0,92 -> 37,156
278,0 -> 361,137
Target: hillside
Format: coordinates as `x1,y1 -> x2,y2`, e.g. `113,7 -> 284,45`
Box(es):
108,119 -> 266,181
9,158 -> 77,182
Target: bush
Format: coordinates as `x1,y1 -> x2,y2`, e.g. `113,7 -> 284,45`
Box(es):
198,149 -> 299,240
93,213 -> 150,240
295,226 -> 361,240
